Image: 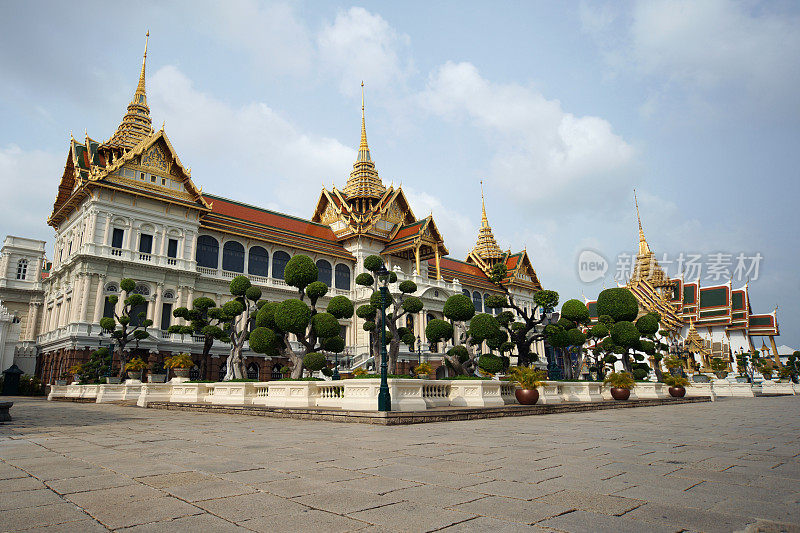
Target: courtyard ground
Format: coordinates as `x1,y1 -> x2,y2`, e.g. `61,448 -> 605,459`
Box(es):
0,396 -> 798,533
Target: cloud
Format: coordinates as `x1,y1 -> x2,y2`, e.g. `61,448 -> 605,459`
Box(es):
419,61 -> 635,208
204,0 -> 313,76
317,7 -> 413,96
149,65 -> 354,215
0,145 -> 61,245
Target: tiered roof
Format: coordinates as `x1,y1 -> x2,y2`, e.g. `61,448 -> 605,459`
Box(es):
342,84 -> 386,199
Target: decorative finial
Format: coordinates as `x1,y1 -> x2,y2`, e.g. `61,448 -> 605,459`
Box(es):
634,188 -> 642,232
480,180 -> 489,228
161,120 -> 165,130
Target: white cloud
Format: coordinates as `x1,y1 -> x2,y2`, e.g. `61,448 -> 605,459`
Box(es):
0,145 -> 61,244
419,61 -> 635,208
317,7 -> 413,96
149,66 -> 354,215
205,0 -> 313,76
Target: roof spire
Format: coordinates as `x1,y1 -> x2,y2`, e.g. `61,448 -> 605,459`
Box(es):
634,188 -> 650,255
358,81 -> 370,162
104,32 -> 153,151
470,180 -> 503,262
343,81 -> 385,199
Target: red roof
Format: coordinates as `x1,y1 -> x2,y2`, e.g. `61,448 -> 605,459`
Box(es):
431,257 -> 498,291
202,194 -> 354,260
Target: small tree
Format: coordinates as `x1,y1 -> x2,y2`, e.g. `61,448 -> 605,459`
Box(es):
220,276 -> 263,380
485,264 -> 560,367
544,299 -> 590,379
355,256 -> 422,374
170,297 -> 231,379
99,278 -> 153,377
249,255 -> 354,379
83,347 -> 112,382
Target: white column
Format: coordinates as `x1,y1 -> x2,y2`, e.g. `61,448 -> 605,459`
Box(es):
102,213 -> 111,245
153,283 -> 164,330
159,229 -> 167,256
93,275 -> 107,323
79,274 -> 91,322
124,223 -> 133,250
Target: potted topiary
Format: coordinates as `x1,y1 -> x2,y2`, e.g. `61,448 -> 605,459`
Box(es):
710,357 -> 729,379
164,353 -> 194,380
414,362 -> 433,379
67,364 -> 83,384
664,375 -> 690,397
507,366 -> 546,405
603,371 -> 635,400
352,367 -> 367,377
124,357 -> 147,381
148,361 -> 167,383
55,372 -> 70,386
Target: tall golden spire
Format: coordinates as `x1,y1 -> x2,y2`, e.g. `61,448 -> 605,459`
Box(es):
630,188 -> 669,287
105,32 -> 153,151
634,188 -> 650,255
343,81 -> 385,200
471,180 -> 504,262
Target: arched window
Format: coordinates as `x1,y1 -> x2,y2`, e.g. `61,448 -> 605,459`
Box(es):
222,241 -> 245,273
406,315 -> 414,328
246,362 -> 259,380
133,284 -> 150,296
16,259 -> 28,280
162,290 -> 175,300
272,251 -> 290,280
484,293 -> 493,315
472,291 -> 483,313
316,259 -> 332,287
248,246 -> 268,277
334,264 -> 350,290
196,235 -> 219,268
218,361 -> 227,381
462,289 -> 470,298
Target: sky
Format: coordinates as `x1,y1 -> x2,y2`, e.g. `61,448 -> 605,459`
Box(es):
0,1 -> 798,348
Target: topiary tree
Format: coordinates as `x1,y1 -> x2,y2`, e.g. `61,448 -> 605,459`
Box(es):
170,296 -> 232,379
99,278 -> 153,377
356,255 -> 423,374
546,299 -> 591,379
218,276 -> 263,380
486,263 -> 560,367
248,255 -> 355,379
82,347 -> 112,382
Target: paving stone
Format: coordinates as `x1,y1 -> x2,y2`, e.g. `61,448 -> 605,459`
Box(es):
1,502 -> 90,531
537,509 -> 680,533
134,470 -> 212,488
461,479 -> 561,500
115,512 -> 249,532
0,488 -> 66,511
84,496 -> 201,530
162,479 -> 256,502
623,501 -> 764,533
438,516 -> 543,532
329,474 -> 421,495
20,518 -> 109,532
195,491 -> 310,521
349,501 -> 477,532
0,475 -> 46,491
46,472 -> 137,494
65,483 -> 164,510
451,495 -> 572,524
384,484 -> 483,507
253,475 -> 329,497
216,468 -> 298,485
0,461 -> 28,479
294,487 -> 406,514
238,508 -> 369,532
532,489 -> 645,516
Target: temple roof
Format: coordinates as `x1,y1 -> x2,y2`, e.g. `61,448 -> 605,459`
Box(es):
342,83 -> 386,199
104,33 -> 154,151
469,182 -> 504,262
430,256 -> 499,291
201,194 -> 354,260
629,190 -> 670,288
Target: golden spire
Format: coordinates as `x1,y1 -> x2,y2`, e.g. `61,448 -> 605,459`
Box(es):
634,188 -> 650,256
343,81 -> 385,200
104,32 -> 153,151
471,180 -> 504,262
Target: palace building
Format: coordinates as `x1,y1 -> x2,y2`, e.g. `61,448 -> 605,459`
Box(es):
30,38 -> 544,383
585,194 -> 781,373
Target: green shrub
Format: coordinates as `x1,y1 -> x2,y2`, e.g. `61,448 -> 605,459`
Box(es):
596,288 -> 639,322
426,319 -> 453,344
275,299 -> 311,335
443,294 -> 475,322
632,368 -> 648,380
603,371 -> 635,389
229,275 -> 252,296
305,281 -> 328,300
447,345 -> 469,363
323,336 -> 345,353
311,312 -> 339,338
303,352 -> 327,372
363,255 -> 384,272
249,327 -> 278,354
610,321 -> 640,348
284,255 -> 318,289
469,313 -> 500,343
355,273 -> 374,286
326,296 -> 354,319
635,313 -> 660,335
561,299 -> 590,324
477,354 -> 503,374
398,280 -> 417,293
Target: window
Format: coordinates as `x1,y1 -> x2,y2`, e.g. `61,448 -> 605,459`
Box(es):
196,235 -> 219,268
103,297 -> 116,319
161,178 -> 167,186
16,259 -> 28,280
218,362 -> 227,381
272,251 -> 290,280
484,293 -> 492,314
160,303 -> 172,331
139,233 -> 153,254
316,260 -> 332,287
150,175 -> 156,183
111,228 -> 124,249
129,301 -> 148,327
133,284 -> 150,296
67,242 -> 72,255
472,291 -> 483,313
462,289 -> 471,297
335,264 -> 350,290
222,241 -> 245,272
167,238 -> 178,258
248,246 -> 268,276
246,362 -> 259,380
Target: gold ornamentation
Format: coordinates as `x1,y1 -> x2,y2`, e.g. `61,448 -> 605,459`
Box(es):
141,143 -> 168,172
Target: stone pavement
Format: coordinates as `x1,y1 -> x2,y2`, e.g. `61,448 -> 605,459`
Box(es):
1,397 -> 798,533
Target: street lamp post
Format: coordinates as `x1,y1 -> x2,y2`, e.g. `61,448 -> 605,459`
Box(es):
376,264 -> 391,411
332,350 -> 340,381
416,335 -> 422,367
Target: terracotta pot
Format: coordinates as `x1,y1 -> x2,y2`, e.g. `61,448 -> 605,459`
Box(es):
668,386 -> 686,398
610,387 -> 630,401
515,388 -> 539,405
